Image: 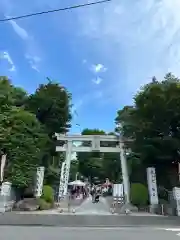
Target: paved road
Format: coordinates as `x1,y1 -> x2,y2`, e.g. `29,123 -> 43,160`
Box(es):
0,213 -> 180,227
1,197 -> 180,227
0,226 -> 180,240
75,196 -> 111,215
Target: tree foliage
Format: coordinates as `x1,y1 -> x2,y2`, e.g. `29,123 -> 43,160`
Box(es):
0,106 -> 49,187
130,183 -> 148,206
0,76 -> 71,189
26,79 -> 72,135
0,76 -> 27,110
115,73 -> 180,187
77,129 -> 121,183
25,79 -> 72,185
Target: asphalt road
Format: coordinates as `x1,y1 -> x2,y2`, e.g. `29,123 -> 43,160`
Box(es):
0,226 -> 179,240
75,196 -> 110,214
1,213 -> 180,227
1,197 -> 180,227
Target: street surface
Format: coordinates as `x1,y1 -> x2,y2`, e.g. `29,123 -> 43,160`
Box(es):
0,226 -> 180,240
74,196 -> 111,215
1,197 -> 180,228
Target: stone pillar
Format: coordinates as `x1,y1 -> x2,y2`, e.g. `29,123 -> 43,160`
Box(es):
0,181 -> 11,197
0,181 -> 12,213
173,187 -> 180,216
34,166 -> 45,198
119,141 -> 130,203
147,167 -> 159,213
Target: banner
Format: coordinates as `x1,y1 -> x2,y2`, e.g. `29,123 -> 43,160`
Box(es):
147,167 -> 158,205
34,167 -> 44,197
0,154 -> 7,182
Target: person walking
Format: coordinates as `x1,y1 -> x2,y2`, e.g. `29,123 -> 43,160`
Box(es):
90,185 -> 96,202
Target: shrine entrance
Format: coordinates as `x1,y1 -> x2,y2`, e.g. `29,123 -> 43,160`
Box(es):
55,134 -> 131,204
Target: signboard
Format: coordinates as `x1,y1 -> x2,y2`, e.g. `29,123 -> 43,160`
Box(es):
113,184 -> 124,197
173,187 -> 180,216
34,167 -> 44,197
147,167 -> 158,205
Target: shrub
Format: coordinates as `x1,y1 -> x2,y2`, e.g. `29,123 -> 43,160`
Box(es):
38,198 -> 51,210
41,185 -> 54,204
130,183 -> 148,207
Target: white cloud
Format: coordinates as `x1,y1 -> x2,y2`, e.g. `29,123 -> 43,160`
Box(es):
0,51 -> 16,72
76,0 -> 180,101
91,63 -> 107,73
4,15 -> 42,72
25,54 -> 41,72
92,77 -> 103,85
8,19 -> 29,40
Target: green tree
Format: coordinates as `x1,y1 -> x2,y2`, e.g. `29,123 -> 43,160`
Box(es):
130,183 -> 148,207
115,73 -> 180,188
0,107 -> 49,188
25,79 -> 72,186
0,76 -> 72,192
77,129 -> 122,183
26,78 -> 72,135
0,76 -> 27,110
77,129 -> 105,182
82,128 -> 106,135
103,153 -> 122,183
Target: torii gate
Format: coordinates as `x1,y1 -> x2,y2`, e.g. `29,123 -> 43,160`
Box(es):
55,134 -> 131,204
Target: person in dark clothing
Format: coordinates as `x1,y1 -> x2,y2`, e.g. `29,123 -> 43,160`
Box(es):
90,186 -> 96,202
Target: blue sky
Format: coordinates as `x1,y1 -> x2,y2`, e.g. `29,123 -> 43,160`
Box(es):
1,0 -> 180,133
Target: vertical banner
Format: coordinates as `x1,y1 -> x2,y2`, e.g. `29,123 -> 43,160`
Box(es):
0,154 -> 7,182
58,162 -> 65,198
173,187 -> 180,216
34,166 -> 45,197
147,167 -> 158,205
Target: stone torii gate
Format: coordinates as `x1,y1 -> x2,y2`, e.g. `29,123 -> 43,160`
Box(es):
55,134 -> 131,204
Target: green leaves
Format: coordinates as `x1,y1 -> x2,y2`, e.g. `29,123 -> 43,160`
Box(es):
0,76 -> 72,188
115,73 -> 180,186
77,129 -> 122,182
26,79 -> 72,135
0,77 -> 27,110
0,107 -> 49,187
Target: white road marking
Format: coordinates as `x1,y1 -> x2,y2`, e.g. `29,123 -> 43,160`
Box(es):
163,228 -> 180,237
165,228 -> 180,232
